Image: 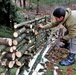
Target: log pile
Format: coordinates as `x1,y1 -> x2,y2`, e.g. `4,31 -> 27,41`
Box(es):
0,38 -> 15,75
1,15 -> 68,75
1,15 -> 65,75
10,15 -> 51,75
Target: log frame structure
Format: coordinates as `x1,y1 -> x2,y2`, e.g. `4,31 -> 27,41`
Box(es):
0,15 -> 62,75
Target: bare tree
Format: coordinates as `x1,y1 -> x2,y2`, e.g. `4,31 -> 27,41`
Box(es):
15,0 -> 16,4
20,0 -> 22,7
23,0 -> 26,8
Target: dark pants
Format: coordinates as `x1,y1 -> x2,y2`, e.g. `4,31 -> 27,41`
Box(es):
63,30 -> 70,49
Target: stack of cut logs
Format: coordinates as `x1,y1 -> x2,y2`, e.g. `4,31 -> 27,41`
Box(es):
12,16 -> 51,75
0,38 -> 15,75
0,15 -> 51,75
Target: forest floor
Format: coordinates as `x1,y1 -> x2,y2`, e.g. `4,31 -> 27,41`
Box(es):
44,47 -> 76,75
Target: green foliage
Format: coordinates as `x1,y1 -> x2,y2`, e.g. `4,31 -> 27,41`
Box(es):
0,25 -> 13,38
0,0 -> 10,26
0,0 -> 25,28
10,3 -> 25,23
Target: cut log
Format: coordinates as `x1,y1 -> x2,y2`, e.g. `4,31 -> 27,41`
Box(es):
14,16 -> 49,29
0,38 -> 12,46
0,45 -> 7,52
16,39 -> 27,50
14,19 -> 35,29
15,50 -> 22,58
0,52 -> 6,60
16,59 -> 22,67
13,34 -> 26,45
25,29 -> 35,34
25,23 -> 35,29
13,27 -> 26,37
16,38 -> 35,58
5,53 -> 15,61
1,60 -> 7,66
8,61 -> 15,68
9,63 -> 24,75
9,67 -> 20,75
10,46 -> 16,52
0,73 -> 6,75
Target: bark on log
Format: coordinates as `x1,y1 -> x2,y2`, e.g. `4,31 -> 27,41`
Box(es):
16,39 -> 27,50
9,67 -> 20,75
25,23 -> 35,29
25,29 -> 35,34
14,16 -> 49,29
13,27 -> 26,37
14,19 -> 35,29
13,34 -> 26,45
0,52 -> 6,60
0,38 -> 12,46
0,45 -> 7,52
5,53 -> 15,61
16,38 -> 35,58
16,59 -> 22,67
9,64 -> 24,75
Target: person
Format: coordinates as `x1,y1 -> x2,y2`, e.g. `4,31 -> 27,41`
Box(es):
38,7 -> 76,66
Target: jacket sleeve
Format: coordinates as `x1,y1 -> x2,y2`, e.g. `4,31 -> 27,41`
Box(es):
63,24 -> 76,40
43,21 -> 60,29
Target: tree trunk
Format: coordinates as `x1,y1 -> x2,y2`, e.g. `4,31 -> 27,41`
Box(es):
36,0 -> 40,15
23,0 -> 26,8
20,0 -> 22,7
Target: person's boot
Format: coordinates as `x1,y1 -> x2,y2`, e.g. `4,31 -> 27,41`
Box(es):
59,53 -> 75,66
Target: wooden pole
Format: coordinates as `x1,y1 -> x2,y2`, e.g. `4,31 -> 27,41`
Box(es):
14,20 -> 35,29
